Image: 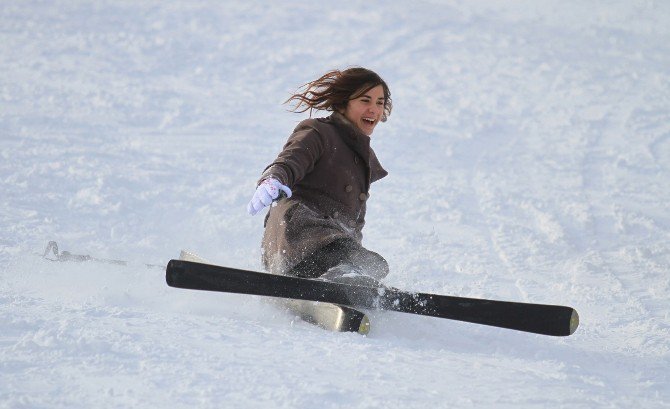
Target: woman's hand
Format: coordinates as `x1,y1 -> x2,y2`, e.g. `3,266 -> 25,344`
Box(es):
247,178 -> 292,215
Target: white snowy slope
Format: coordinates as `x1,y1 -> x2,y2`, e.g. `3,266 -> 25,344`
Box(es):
1,1 -> 669,407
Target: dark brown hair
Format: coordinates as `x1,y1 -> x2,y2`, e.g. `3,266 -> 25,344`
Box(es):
285,67 -> 392,122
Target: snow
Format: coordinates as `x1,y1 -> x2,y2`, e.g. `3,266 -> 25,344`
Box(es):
1,0 -> 669,407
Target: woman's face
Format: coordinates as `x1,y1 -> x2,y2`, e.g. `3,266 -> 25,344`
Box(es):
343,85 -> 385,136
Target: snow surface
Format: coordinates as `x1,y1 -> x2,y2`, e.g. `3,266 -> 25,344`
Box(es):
1,1 -> 669,407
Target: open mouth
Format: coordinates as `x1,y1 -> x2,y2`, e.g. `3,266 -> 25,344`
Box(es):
362,117 -> 376,126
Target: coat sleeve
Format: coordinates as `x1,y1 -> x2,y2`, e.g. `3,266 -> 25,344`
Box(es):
259,123 -> 326,188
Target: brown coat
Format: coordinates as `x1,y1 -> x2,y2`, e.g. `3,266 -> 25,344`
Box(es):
259,112 -> 388,274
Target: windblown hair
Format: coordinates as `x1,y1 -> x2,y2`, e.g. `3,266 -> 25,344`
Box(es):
285,67 -> 392,122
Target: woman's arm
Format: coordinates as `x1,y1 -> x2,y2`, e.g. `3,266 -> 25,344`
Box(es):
259,123 -> 325,188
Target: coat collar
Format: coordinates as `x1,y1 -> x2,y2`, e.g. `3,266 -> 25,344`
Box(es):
330,112 -> 365,140
328,112 -> 388,185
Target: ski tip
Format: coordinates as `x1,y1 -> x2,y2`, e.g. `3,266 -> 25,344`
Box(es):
358,315 -> 371,335
179,250 -> 211,264
569,309 -> 580,335
165,259 -> 183,287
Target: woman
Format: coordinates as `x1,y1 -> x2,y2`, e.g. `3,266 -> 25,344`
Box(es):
247,67 -> 392,287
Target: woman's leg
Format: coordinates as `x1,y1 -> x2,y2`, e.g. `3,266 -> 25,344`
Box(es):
286,239 -> 351,278
287,239 -> 389,285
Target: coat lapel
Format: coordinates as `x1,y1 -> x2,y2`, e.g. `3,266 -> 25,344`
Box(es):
330,113 -> 388,189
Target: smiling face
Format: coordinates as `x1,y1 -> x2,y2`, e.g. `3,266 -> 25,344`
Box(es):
342,85 -> 386,136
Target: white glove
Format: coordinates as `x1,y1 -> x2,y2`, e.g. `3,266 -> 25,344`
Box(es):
247,178 -> 292,216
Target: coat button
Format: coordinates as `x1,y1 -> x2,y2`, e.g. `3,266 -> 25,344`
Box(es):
359,193 -> 368,201
348,220 -> 357,228
332,211 -> 339,218
345,185 -> 353,193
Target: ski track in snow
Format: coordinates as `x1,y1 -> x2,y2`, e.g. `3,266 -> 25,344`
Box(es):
1,1 -> 669,408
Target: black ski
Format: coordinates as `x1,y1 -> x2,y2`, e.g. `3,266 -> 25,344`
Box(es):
166,259 -> 579,337
177,250 -> 370,334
